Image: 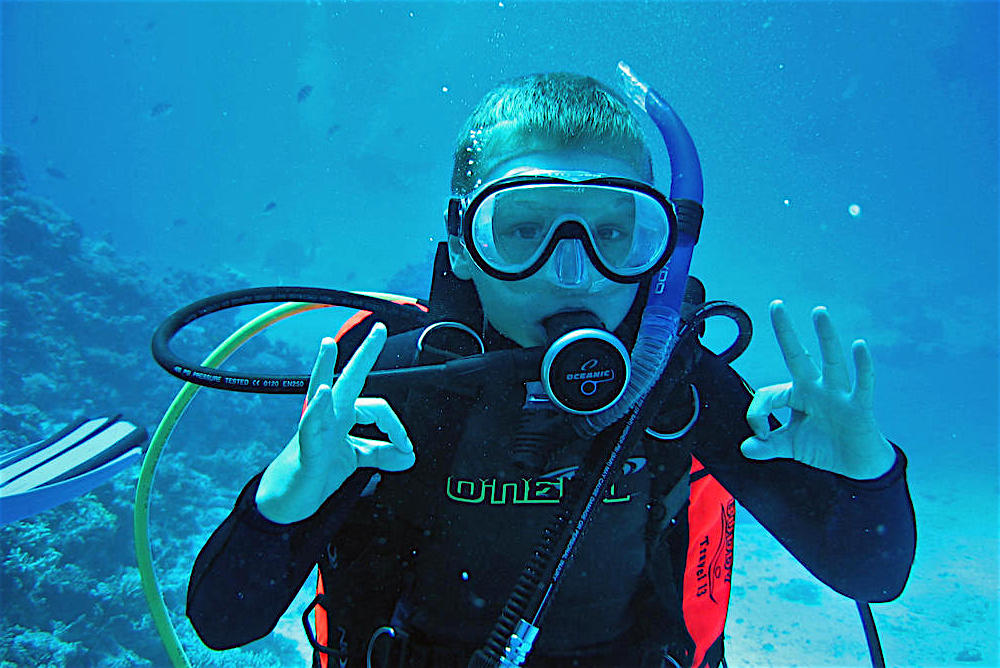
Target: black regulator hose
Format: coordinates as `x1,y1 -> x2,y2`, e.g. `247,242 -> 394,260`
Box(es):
152,287 -> 541,397
685,300 -> 752,365
153,287 -> 750,402
857,601 -> 886,668
152,287 -> 435,393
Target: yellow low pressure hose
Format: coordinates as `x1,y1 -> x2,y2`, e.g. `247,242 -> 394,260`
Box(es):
135,292 -> 418,666
134,301 -> 325,667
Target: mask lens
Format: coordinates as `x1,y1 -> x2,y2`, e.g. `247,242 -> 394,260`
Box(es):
594,191 -> 671,275
468,182 -> 671,278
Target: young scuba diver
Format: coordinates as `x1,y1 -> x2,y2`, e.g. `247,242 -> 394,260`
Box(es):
186,71 -> 916,668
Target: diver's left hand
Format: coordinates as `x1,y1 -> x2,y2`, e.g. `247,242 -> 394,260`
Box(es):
741,300 -> 897,480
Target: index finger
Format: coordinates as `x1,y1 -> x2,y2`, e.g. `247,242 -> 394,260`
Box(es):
332,322 -> 388,411
812,307 -> 851,391
306,336 -> 338,404
770,300 -> 819,382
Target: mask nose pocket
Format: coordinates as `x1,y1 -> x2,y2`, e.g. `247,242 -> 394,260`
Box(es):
548,238 -> 587,286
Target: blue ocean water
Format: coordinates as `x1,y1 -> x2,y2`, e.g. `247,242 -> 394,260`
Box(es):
1,2 -> 996,667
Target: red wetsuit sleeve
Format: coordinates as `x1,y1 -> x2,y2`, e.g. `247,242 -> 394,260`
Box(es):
186,469 -> 371,649
688,348 -> 917,603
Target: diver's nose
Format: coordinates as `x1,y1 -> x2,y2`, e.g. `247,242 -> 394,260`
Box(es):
544,238 -> 591,287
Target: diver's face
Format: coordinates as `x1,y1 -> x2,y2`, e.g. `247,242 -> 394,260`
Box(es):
450,150 -> 643,347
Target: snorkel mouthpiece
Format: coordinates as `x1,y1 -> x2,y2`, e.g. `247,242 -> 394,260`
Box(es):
579,63 -> 704,435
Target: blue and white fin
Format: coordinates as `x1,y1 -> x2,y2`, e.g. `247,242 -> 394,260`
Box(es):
0,416 -> 146,525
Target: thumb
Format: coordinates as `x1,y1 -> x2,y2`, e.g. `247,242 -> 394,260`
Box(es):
741,434 -> 786,461
745,382 -> 792,441
355,440 -> 416,472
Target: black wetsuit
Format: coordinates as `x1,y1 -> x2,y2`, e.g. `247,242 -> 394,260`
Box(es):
187,323 -> 916,668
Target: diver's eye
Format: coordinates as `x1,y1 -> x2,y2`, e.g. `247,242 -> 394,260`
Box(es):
511,223 -> 543,240
595,225 -> 626,242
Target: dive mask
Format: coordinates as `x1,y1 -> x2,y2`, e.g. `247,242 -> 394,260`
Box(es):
447,174 -> 678,283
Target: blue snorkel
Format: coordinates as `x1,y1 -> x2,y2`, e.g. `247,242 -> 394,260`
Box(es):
580,62 -> 704,437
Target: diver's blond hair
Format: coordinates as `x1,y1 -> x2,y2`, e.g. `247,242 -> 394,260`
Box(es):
451,72 -> 653,196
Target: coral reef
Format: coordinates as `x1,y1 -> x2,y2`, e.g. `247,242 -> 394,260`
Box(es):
1,147 -> 306,666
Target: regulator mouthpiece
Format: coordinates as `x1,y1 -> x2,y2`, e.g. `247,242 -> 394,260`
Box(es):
540,311 -> 630,415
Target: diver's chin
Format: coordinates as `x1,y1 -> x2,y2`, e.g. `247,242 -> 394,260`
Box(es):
511,319 -> 545,348
499,319 -> 546,349
489,318 -> 546,349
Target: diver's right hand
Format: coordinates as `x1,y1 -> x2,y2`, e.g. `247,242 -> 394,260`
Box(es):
256,323 -> 415,524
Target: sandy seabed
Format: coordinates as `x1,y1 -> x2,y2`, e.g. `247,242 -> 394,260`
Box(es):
726,461 -> 998,668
